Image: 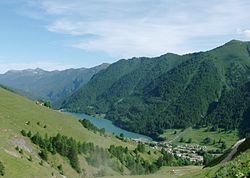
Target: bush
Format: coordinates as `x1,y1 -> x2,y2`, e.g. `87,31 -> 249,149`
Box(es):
203,137 -> 211,144
187,138 -> 192,143
19,149 -> 23,154
27,131 -> 32,137
39,160 -> 44,166
21,130 -> 27,136
57,164 -> 64,175
39,149 -> 48,161
44,101 -> 52,108
0,161 -> 5,176
28,155 -> 33,162
179,137 -> 184,142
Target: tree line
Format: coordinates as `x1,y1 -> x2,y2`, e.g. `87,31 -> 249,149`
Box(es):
21,129 -> 195,175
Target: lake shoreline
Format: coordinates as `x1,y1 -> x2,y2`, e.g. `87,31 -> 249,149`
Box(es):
64,112 -> 153,141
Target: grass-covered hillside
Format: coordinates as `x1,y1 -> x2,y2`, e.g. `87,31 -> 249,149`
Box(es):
0,86 -> 169,178
161,127 -> 238,151
62,40 -> 250,138
99,137 -> 250,178
186,137 -> 250,178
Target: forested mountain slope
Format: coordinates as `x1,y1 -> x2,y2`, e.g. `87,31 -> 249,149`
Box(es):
204,81 -> 250,138
63,40 -> 250,137
0,63 -> 109,106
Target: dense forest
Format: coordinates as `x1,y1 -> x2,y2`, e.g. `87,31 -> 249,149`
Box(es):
62,40 -> 250,137
203,81 -> 250,137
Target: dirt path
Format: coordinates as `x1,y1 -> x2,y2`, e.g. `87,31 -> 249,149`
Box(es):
169,129 -> 187,143
11,137 -> 33,153
221,138 -> 246,164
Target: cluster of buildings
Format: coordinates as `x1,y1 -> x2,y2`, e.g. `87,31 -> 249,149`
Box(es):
156,142 -> 206,163
132,138 -> 206,163
171,144 -> 205,162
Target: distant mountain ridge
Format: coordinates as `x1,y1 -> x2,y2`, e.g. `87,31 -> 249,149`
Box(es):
62,40 -> 250,137
0,63 -> 109,106
6,67 -> 47,74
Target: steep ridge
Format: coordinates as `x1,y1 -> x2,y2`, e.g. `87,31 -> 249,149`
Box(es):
63,40 -> 250,137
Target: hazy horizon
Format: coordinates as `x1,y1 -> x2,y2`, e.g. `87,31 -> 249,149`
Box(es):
1,0 -> 250,73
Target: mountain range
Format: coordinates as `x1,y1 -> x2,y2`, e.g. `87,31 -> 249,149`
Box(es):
62,40 -> 250,138
1,40 -> 250,177
0,63 -> 109,106
1,40 -> 250,138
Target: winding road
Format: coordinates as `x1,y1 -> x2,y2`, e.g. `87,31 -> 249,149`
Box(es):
221,138 -> 246,164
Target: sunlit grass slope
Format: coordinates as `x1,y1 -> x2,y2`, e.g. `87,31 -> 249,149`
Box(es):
0,87 -> 139,177
161,127 -> 239,150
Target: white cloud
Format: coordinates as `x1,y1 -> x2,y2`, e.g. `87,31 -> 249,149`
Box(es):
21,0 -> 250,58
243,29 -> 250,38
235,28 -> 250,39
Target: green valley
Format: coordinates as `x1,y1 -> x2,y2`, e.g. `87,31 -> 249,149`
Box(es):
1,40 -> 250,177
0,86 -> 203,177
0,86 -> 154,177
2,1 -> 250,177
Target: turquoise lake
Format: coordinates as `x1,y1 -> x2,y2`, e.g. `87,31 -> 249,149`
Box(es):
67,112 -> 152,141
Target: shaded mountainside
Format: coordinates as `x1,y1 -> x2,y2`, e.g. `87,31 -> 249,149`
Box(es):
62,40 -> 250,137
204,81 -> 250,138
0,63 -> 109,106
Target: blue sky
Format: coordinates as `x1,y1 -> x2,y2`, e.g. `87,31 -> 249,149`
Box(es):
1,0 -> 250,73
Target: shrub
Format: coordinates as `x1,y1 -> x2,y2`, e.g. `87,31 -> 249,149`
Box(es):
28,156 -> 33,162
27,131 -> 32,137
39,149 -> 48,161
179,137 -> 184,142
19,149 -> 23,154
57,164 -> 64,175
39,160 -> 44,166
21,130 -> 27,136
0,161 -> 5,176
187,138 -> 192,143
203,137 -> 211,144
